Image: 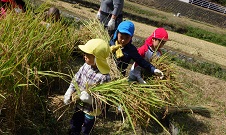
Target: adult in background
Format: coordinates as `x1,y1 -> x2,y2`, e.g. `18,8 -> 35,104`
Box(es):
96,0 -> 124,38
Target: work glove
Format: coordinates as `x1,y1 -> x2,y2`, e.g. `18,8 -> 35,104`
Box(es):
96,11 -> 101,20
154,69 -> 164,79
64,88 -> 74,105
80,91 -> 93,105
14,7 -> 22,13
107,18 -> 115,30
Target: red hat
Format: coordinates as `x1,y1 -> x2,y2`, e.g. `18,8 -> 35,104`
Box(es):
152,28 -> 168,41
1,0 -> 9,2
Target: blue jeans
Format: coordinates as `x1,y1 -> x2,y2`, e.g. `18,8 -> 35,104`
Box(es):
70,107 -> 95,135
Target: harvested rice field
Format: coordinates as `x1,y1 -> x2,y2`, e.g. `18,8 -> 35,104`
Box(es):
1,0 -> 225,134
34,0 -> 226,134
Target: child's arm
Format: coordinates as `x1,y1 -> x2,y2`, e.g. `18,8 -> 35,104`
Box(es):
130,45 -> 164,78
63,64 -> 84,104
130,46 -> 155,73
64,80 -> 76,105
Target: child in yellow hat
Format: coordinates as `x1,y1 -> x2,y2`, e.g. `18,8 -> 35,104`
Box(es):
64,39 -> 111,135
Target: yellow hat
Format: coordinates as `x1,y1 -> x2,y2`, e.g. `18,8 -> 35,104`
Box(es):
78,39 -> 110,74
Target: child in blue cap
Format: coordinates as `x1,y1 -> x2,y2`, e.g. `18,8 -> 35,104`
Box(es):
110,20 -> 164,78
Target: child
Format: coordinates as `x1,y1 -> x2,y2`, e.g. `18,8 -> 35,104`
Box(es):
44,7 -> 60,22
110,20 -> 164,78
63,39 -> 111,135
40,7 -> 60,28
129,28 -> 169,83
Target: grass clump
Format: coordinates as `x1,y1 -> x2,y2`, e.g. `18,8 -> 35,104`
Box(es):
170,55 -> 226,81
185,26 -> 226,47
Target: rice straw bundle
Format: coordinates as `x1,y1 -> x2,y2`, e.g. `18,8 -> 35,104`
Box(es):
85,78 -> 172,133
144,53 -> 187,116
76,19 -> 110,44
107,55 -> 122,80
84,53 -> 185,134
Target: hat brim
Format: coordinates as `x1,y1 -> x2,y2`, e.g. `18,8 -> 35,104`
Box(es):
155,38 -> 170,42
78,45 -> 93,54
118,30 -> 132,36
95,58 -> 110,74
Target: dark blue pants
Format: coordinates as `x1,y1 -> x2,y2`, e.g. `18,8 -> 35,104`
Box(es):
70,107 -> 95,135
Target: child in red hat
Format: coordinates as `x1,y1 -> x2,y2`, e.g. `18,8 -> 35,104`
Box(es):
129,27 -> 169,83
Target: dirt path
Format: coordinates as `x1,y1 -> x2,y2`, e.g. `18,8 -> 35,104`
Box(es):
176,66 -> 226,135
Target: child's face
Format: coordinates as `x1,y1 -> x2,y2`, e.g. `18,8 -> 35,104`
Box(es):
152,38 -> 166,50
83,53 -> 95,66
117,32 -> 132,47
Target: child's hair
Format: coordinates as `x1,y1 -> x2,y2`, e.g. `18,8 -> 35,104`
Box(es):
14,0 -> 26,11
44,7 -> 60,22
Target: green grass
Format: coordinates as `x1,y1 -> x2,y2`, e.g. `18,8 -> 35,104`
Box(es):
170,56 -> 226,81
185,26 -> 226,47
124,2 -> 226,47
124,3 -> 161,18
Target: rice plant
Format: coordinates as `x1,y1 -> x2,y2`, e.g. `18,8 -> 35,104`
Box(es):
0,3 -> 187,134
0,3 -> 78,133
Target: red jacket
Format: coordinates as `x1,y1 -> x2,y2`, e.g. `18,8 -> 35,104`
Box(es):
135,28 -> 169,67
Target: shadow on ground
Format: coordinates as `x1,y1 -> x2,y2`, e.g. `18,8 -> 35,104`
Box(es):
91,109 -> 211,135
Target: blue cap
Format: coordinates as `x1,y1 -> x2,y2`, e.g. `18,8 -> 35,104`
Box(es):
117,20 -> 135,36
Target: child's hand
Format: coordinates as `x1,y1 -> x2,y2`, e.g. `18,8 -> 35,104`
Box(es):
64,98 -> 71,105
80,91 -> 93,104
154,69 -> 164,79
64,88 -> 74,105
110,45 -> 120,53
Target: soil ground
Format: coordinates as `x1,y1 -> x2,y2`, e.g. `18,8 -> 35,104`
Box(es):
37,0 -> 226,134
